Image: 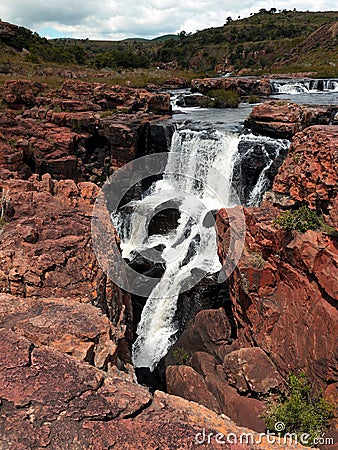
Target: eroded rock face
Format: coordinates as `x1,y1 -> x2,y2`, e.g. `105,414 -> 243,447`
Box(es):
0,327 -> 306,449
245,101 -> 337,139
0,173 -> 133,374
223,348 -> 285,396
216,207 -> 338,391
0,79 -> 172,183
273,125 -> 338,215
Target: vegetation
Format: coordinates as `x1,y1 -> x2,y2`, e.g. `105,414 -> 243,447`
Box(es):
274,205 -> 322,233
210,89 -> 239,108
1,10 -> 337,77
265,373 -> 333,446
172,347 -> 190,365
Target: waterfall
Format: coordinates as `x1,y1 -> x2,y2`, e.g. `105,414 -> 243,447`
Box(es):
112,124 -> 288,371
271,78 -> 338,94
112,127 -> 240,371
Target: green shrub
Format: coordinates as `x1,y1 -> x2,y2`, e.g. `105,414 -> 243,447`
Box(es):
247,251 -> 265,269
274,205 -> 322,233
248,95 -> 260,104
71,120 -> 83,133
209,89 -> 239,108
264,373 -> 333,446
172,347 -> 190,365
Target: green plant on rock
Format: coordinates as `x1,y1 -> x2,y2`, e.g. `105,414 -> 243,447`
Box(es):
172,347 -> 190,365
248,94 -> 260,104
274,205 -> 322,233
71,120 -> 83,133
264,373 -> 333,447
209,89 -> 239,108
247,251 -> 265,269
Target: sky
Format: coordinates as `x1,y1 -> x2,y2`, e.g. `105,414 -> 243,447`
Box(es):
0,0 -> 337,40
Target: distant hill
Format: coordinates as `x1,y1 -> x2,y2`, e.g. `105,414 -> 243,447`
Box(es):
151,34 -> 179,42
0,10 -> 337,75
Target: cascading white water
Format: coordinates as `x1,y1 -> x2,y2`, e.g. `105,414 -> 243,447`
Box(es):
241,134 -> 289,207
112,127 -> 240,371
271,78 -> 338,95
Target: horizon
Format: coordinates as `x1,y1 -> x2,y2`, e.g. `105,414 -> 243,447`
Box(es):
0,1 -> 337,41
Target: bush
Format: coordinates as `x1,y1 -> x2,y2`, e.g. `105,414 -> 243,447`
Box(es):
264,373 -> 333,446
172,347 -> 190,365
209,89 -> 239,108
274,205 -> 322,233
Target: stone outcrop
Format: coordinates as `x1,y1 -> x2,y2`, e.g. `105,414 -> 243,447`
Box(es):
216,207 -> 338,392
245,101 -> 337,139
0,79 -> 173,183
0,327 -> 308,449
273,125 -> 338,215
191,77 -> 271,96
3,79 -> 171,114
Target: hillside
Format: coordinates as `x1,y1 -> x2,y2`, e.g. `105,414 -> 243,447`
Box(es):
0,10 -> 338,78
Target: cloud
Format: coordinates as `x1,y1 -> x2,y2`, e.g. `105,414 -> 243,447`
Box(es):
0,0 -> 337,40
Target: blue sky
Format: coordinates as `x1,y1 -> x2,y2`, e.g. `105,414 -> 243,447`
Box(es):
0,0 -> 337,40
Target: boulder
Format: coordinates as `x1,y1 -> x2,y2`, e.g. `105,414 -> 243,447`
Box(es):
245,101 -> 336,139
223,348 -> 285,395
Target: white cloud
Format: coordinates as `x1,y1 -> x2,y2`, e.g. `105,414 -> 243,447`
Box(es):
0,0 -> 337,40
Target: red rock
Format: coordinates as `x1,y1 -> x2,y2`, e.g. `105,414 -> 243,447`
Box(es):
166,365 -> 221,413
273,125 -> 338,215
223,348 -> 285,395
217,206 -> 338,391
168,308 -> 232,363
245,101 -> 335,138
189,352 -> 266,432
2,79 -> 47,109
0,328 -> 304,449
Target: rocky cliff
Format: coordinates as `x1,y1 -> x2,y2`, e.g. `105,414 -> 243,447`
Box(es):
0,78 -> 336,448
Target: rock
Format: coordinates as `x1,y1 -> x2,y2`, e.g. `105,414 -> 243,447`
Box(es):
190,352 -> 266,432
273,125 -> 338,215
2,79 -> 47,109
191,77 -> 271,96
223,348 -> 285,395
0,294 -> 121,372
168,308 -> 232,363
0,174 -> 133,370
0,328 -> 306,449
216,206 -> 338,391
166,365 -> 221,413
245,101 -> 336,139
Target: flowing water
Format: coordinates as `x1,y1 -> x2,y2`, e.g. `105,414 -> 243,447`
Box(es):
112,80 -> 332,372
270,78 -> 338,104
